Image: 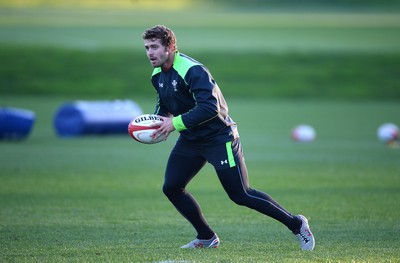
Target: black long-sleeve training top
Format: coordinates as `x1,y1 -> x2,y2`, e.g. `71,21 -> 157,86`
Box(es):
151,51 -> 239,144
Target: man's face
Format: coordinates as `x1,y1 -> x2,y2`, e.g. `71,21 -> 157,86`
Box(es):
144,38 -> 170,68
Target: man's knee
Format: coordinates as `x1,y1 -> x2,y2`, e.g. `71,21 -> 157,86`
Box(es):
228,191 -> 248,206
162,183 -> 183,199
162,183 -> 172,196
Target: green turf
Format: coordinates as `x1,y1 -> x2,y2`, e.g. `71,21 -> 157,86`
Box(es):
1,9 -> 400,53
1,9 -> 400,100
1,46 -> 399,99
1,5 -> 400,262
1,96 -> 399,262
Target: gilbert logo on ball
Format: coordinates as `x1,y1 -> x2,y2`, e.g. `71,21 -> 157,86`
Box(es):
292,124 -> 316,142
128,114 -> 164,144
377,123 -> 399,143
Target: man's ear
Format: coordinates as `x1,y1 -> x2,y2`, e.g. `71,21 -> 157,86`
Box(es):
167,45 -> 175,53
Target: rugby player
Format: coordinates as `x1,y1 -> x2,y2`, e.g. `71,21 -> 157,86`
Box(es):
142,25 -> 315,250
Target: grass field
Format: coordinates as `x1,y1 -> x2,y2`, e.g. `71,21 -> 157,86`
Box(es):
1,96 -> 400,262
1,5 -> 400,262
2,46 -> 399,99
1,8 -> 399,53
1,8 -> 400,99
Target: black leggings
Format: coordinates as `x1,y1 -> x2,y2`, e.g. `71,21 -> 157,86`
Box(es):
162,140 -> 300,239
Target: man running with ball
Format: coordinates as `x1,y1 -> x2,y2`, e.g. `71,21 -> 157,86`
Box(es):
141,24 -> 315,250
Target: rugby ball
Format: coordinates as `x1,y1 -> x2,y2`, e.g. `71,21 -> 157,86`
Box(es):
292,124 -> 316,142
128,114 -> 164,144
377,123 -> 399,143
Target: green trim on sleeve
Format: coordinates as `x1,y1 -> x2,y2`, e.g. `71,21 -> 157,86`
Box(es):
226,141 -> 236,168
172,115 -> 187,132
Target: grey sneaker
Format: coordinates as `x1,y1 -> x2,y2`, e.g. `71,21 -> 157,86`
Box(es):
296,215 -> 315,251
180,234 -> 220,248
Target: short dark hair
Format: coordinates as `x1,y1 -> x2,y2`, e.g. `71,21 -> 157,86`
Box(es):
142,25 -> 177,50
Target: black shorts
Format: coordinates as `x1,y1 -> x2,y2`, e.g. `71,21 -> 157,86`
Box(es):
171,137 -> 244,171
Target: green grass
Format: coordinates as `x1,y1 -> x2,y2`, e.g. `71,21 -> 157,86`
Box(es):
1,6 -> 400,262
1,9 -> 399,53
1,9 -> 400,99
1,46 -> 400,99
1,96 -> 400,262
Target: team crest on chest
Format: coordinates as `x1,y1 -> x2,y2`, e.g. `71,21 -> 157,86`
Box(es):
172,80 -> 178,92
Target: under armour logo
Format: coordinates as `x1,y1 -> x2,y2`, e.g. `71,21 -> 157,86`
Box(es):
221,159 -> 228,165
159,83 -> 164,88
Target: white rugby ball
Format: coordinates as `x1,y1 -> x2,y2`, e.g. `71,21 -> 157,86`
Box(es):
128,114 -> 164,144
377,123 -> 399,143
292,124 -> 316,142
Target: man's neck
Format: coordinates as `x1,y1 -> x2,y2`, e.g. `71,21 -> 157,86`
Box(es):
162,51 -> 176,71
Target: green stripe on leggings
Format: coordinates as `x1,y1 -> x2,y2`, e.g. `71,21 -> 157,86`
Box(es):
226,141 -> 236,168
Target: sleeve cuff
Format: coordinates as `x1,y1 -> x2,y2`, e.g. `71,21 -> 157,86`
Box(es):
172,115 -> 187,132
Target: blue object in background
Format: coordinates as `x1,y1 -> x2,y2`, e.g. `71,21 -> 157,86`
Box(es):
53,100 -> 143,137
0,107 -> 36,140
